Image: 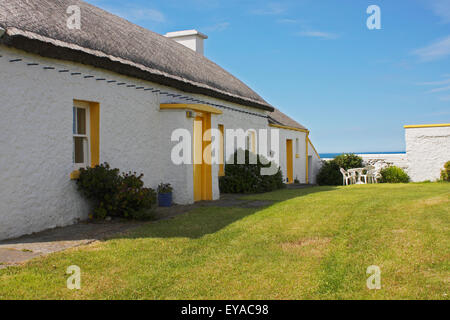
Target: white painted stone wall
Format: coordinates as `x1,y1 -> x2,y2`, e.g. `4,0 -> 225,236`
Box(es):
277,129 -> 308,184
0,46 -> 280,239
160,92 -> 269,201
0,47 -> 170,239
308,140 -> 321,184
209,104 -> 268,199
322,154 -> 406,165
406,126 -> 450,182
359,154 -> 408,170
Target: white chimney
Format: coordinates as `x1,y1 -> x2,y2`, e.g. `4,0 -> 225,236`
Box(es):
164,30 -> 208,55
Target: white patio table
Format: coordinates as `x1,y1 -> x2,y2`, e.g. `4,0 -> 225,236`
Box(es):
347,168 -> 366,184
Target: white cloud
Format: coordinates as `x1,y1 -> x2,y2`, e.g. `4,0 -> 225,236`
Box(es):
417,76 -> 450,95
429,0 -> 450,23
413,36 -> 450,61
417,78 -> 450,86
427,85 -> 450,93
119,8 -> 165,23
277,18 -> 302,24
203,22 -> 230,32
251,3 -> 285,15
297,31 -> 339,40
94,2 -> 166,24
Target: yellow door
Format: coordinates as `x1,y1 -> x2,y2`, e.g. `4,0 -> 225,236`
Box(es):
193,113 -> 213,201
193,116 -> 203,202
286,139 -> 293,184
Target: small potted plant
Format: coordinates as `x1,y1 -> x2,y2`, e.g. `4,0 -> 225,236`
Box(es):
157,183 -> 173,207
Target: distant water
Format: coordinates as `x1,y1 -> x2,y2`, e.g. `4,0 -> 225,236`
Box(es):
319,151 -> 406,158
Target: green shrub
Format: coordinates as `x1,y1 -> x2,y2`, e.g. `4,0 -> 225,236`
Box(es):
114,171 -> 157,219
380,166 -> 410,183
317,154 -> 363,185
334,153 -> 364,170
76,163 -> 156,220
76,163 -> 121,205
157,183 -> 173,194
219,149 -> 285,194
316,160 -> 342,186
440,161 -> 450,182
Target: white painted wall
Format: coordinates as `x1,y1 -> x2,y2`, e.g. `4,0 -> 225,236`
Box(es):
0,47 -> 175,239
406,126 -> 450,182
277,129 -> 308,184
355,153 -> 409,177
210,105 -> 268,199
159,95 -> 269,201
260,129 -> 322,185
0,46 -> 282,239
308,140 -> 321,184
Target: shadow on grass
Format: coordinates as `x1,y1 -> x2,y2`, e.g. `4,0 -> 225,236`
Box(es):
119,186 -> 338,240
239,185 -> 338,202
0,186 -> 338,245
124,207 -> 262,240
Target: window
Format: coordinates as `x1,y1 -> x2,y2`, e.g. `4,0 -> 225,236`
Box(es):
218,124 -> 225,176
73,101 -> 90,169
70,100 -> 100,179
250,131 -> 256,153
246,130 -> 256,154
295,138 -> 300,157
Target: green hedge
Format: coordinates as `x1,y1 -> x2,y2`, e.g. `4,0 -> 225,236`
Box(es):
219,149 -> 285,193
380,166 -> 410,183
316,161 -> 342,186
441,161 -> 450,182
76,163 -> 156,220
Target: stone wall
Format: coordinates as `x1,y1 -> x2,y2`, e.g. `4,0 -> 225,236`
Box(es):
320,126 -> 449,183
405,126 -> 450,182
359,153 -> 408,170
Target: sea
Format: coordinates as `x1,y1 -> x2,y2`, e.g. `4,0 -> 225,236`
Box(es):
319,151 -> 406,158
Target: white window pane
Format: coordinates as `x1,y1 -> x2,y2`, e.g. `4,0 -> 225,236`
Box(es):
74,137 -> 85,164
76,108 -> 86,135
73,107 -> 77,134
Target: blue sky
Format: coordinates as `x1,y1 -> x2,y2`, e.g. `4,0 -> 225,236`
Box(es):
86,0 -> 449,153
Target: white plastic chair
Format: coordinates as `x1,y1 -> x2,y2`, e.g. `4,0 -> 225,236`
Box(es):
348,169 -> 358,185
340,168 -> 353,186
367,167 -> 381,184
359,169 -> 369,184
372,171 -> 382,184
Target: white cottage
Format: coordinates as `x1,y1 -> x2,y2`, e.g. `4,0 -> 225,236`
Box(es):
0,0 -> 320,240
268,109 -> 321,185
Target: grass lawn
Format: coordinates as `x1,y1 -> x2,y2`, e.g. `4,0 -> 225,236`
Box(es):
0,183 -> 448,300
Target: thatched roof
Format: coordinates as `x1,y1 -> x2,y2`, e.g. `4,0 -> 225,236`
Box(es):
268,108 -> 308,130
0,0 -> 273,111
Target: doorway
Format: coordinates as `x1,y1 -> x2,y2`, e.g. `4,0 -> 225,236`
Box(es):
286,139 -> 293,184
308,156 -> 313,185
193,113 -> 212,201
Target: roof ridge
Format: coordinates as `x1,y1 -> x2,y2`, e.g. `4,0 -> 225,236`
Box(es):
268,107 -> 307,130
